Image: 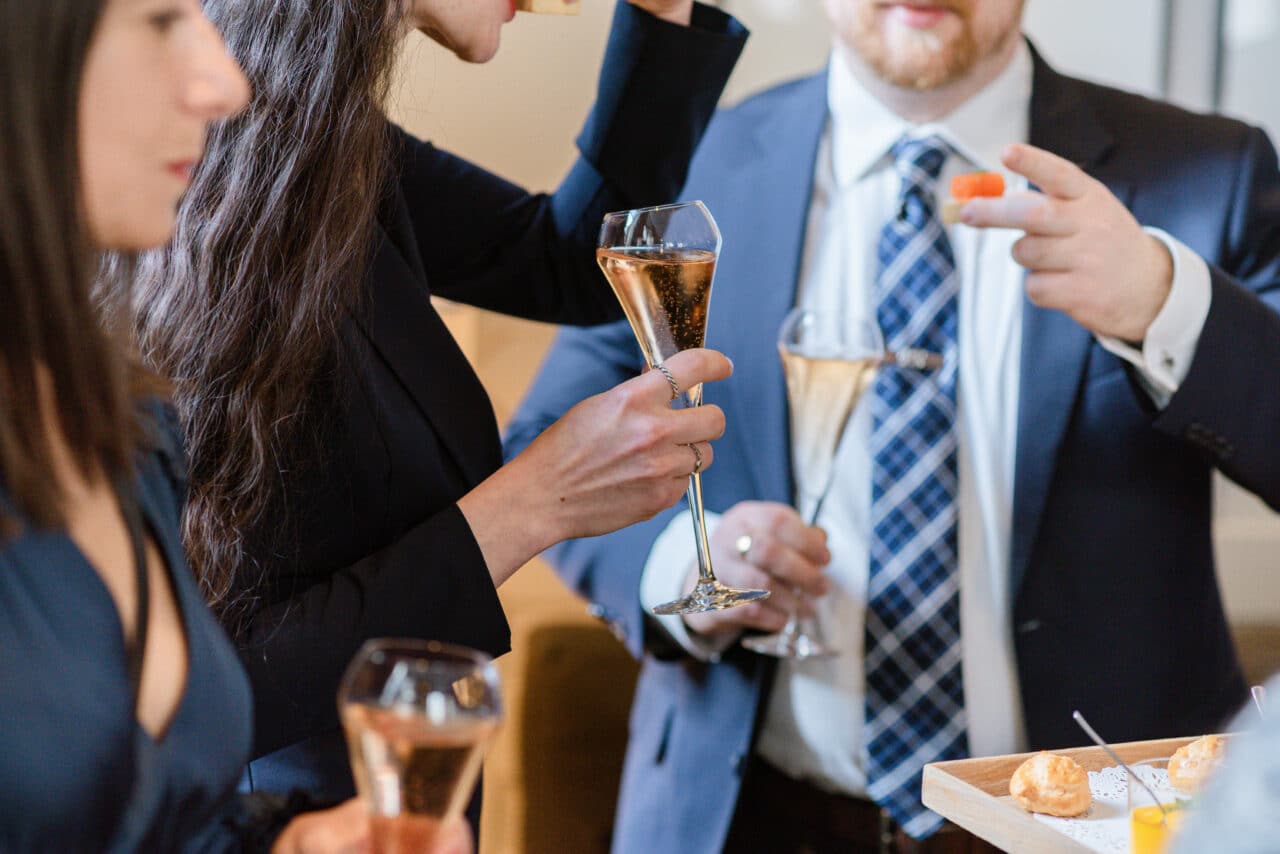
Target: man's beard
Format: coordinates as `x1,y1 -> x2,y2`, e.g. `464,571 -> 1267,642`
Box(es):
851,3 -> 980,91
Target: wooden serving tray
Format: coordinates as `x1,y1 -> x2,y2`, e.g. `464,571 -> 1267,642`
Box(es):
922,736 -> 1200,853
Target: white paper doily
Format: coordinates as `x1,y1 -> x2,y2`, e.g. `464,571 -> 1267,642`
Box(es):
1030,765 -> 1184,852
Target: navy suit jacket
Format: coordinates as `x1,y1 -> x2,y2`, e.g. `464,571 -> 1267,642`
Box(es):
231,3 -> 747,802
506,48 -> 1280,854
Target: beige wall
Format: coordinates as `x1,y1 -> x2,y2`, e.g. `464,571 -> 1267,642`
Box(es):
386,1 -> 1280,623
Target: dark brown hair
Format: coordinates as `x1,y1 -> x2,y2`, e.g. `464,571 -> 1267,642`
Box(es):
132,0 -> 404,619
0,0 -> 137,531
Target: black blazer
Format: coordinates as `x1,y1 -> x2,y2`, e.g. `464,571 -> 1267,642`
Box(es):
234,3 -> 747,799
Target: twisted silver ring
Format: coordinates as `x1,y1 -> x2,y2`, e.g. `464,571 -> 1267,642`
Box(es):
689,443 -> 703,475
655,362 -> 681,402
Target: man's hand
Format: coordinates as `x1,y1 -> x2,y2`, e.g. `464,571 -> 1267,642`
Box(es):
960,143 -> 1174,342
682,501 -> 830,640
626,0 -> 694,26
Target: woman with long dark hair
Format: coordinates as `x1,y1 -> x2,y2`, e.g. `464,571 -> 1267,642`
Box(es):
0,1 -> 464,850
133,0 -> 746,800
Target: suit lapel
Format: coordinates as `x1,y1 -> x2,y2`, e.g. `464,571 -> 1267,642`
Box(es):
355,187 -> 502,487
1009,48 -> 1121,601
705,74 -> 829,505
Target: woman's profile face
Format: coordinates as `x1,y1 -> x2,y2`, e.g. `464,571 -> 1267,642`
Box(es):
407,0 -> 516,63
79,0 -> 250,251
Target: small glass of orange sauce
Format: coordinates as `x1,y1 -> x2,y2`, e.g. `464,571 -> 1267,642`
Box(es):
1128,758 -> 1192,854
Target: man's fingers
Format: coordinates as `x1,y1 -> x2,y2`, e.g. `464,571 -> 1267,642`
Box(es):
772,520 -> 831,566
1023,271 -> 1077,310
1010,235 -> 1074,272
740,536 -> 827,597
1001,142 -> 1092,200
960,191 -> 1073,236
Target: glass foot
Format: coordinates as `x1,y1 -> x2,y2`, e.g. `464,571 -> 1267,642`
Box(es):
652,579 -> 770,616
741,630 -> 837,660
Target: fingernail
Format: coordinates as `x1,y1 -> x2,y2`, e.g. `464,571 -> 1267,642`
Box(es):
726,356 -> 735,372
959,205 -> 975,225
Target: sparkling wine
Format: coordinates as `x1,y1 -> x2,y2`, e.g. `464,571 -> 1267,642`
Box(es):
780,348 -> 879,501
342,703 -> 497,854
596,247 -> 716,390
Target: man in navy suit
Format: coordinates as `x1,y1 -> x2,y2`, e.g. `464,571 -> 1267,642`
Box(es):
507,0 -> 1280,850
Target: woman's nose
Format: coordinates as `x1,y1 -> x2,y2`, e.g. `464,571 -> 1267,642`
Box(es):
182,16 -> 251,121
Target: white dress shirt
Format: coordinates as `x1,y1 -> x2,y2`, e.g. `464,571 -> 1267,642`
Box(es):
639,40 -> 1212,797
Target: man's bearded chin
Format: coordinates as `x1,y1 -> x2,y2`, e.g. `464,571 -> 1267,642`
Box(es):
853,22 -> 980,90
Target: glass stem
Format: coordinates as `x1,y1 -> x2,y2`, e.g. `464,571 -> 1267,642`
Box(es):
780,603 -> 802,639
687,472 -> 718,584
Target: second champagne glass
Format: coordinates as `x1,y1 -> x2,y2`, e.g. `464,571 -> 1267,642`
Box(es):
742,308 -> 883,659
597,201 -> 769,616
339,639 -> 501,854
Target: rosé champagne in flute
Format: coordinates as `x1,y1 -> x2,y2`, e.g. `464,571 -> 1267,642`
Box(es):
597,201 -> 769,616
339,640 -> 501,854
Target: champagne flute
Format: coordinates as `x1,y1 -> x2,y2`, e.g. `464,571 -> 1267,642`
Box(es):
742,308 -> 882,659
597,201 -> 769,615
339,639 -> 502,854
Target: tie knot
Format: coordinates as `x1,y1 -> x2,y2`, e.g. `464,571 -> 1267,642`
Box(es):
891,135 -> 953,188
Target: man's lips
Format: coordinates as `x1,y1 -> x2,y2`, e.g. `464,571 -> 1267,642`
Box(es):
883,2 -> 955,28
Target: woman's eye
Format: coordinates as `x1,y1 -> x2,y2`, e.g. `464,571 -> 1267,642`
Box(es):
149,9 -> 185,32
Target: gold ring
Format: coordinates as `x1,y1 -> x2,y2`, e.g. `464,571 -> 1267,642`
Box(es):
655,362 -> 681,402
734,533 -> 752,560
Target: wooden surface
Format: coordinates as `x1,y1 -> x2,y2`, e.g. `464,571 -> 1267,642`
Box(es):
922,737 -> 1202,854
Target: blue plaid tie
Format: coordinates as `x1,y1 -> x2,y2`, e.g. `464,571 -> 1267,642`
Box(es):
864,135 -> 969,839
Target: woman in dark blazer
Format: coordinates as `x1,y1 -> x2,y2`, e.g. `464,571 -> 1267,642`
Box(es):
133,0 -> 747,801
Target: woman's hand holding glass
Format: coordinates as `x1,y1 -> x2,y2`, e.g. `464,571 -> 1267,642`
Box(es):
459,348 -> 731,586
270,795 -> 473,854
681,501 -> 831,640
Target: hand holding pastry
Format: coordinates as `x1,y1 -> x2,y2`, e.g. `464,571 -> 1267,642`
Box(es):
1009,751 -> 1092,817
942,171 -> 1005,225
957,143 -> 1175,342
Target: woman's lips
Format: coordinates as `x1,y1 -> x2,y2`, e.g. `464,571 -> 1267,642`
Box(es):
167,161 -> 198,182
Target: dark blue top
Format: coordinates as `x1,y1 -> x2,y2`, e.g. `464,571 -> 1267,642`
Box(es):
0,416 -> 254,853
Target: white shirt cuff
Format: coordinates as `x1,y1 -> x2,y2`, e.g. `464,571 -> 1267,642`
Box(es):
638,510 -> 739,661
1096,228 -> 1212,408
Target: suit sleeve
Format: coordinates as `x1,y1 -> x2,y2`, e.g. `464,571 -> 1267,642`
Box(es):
235,504 -> 510,758
1153,126 -> 1280,509
504,320 -> 686,660
396,2 -> 746,325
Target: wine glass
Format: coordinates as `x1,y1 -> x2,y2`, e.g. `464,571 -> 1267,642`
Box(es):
742,308 -> 883,659
339,639 -> 502,854
597,201 -> 769,615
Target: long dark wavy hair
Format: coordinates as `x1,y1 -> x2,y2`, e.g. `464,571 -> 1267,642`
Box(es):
0,0 -> 138,532
132,0 -> 404,620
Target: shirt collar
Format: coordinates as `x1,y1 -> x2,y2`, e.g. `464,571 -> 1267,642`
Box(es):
827,39 -> 1034,189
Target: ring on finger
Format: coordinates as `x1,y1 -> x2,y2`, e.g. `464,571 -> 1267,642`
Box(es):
734,533 -> 752,561
655,361 -> 681,402
689,443 -> 703,475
